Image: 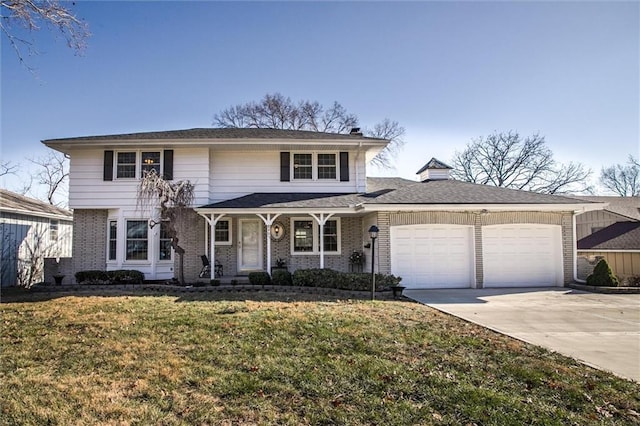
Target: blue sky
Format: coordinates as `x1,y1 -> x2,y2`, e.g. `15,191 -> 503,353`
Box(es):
1,1 -> 638,195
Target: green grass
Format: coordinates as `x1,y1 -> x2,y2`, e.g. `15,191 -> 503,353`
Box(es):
1,290 -> 639,425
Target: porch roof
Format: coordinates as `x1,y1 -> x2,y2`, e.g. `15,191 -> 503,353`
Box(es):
198,192 -> 366,210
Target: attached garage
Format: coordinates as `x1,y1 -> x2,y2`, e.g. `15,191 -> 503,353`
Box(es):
390,224 -> 475,289
482,224 -> 563,287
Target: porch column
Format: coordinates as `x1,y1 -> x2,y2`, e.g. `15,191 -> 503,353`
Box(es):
198,213 -> 226,277
256,213 -> 281,275
310,213 -> 334,269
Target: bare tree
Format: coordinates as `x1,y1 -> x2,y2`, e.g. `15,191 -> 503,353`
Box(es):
213,93 -> 405,169
450,131 -> 592,194
600,155 -> 640,196
137,170 -> 195,285
0,160 -> 18,177
28,151 -> 68,205
1,0 -> 89,67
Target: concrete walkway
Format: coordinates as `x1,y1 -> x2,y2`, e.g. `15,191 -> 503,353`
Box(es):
405,287 -> 640,382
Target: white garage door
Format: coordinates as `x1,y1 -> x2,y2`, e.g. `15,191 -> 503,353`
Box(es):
483,224 -> 563,288
390,225 -> 474,289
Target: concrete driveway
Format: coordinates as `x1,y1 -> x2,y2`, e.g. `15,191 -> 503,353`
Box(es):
405,288 -> 640,382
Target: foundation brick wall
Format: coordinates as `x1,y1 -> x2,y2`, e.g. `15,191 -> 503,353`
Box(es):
72,209 -> 108,283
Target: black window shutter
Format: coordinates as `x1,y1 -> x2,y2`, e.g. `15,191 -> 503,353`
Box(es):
163,150 -> 174,180
280,152 -> 290,182
339,152 -> 349,182
103,150 -> 113,181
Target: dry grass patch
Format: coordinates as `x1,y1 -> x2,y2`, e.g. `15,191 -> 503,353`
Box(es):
1,291 -> 639,425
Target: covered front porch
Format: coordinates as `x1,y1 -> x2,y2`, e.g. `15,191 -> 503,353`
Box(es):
194,193 -> 378,279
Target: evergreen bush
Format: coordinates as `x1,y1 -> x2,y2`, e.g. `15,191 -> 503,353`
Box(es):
248,271 -> 271,286
586,259 -> 619,287
271,269 -> 293,286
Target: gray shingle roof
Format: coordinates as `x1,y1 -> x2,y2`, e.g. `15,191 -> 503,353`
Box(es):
199,179 -> 597,209
0,189 -> 72,219
577,221 -> 640,250
575,196 -> 640,221
200,193 -> 366,209
43,128 -> 386,143
367,179 -> 590,205
366,177 -> 417,192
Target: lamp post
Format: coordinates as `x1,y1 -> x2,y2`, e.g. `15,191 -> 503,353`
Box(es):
368,225 -> 379,301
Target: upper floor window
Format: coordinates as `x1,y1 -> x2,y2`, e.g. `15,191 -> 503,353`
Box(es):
114,151 -> 162,179
317,154 -> 336,179
293,154 -> 313,180
291,153 -> 337,181
117,152 -> 137,178
49,220 -> 59,242
141,152 -> 161,176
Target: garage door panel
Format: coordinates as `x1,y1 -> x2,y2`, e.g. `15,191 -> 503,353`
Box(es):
391,225 -> 474,289
483,225 -> 562,288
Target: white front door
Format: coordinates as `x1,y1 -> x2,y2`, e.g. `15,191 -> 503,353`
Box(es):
238,219 -> 263,272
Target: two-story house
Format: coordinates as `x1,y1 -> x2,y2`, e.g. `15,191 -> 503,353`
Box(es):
43,128 -> 602,289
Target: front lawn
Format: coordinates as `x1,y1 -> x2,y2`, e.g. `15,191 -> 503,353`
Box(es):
1,290 -> 639,425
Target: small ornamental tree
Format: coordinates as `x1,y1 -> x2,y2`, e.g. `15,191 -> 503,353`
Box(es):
137,170 -> 195,285
586,259 -> 619,287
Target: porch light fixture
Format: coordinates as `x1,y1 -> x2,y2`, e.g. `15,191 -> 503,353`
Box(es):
368,225 -> 379,300
270,222 -> 285,241
148,219 -> 160,229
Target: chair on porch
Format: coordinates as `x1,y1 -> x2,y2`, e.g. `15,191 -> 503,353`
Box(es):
199,255 -> 223,278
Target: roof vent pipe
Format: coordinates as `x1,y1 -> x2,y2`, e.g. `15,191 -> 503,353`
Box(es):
350,127 -> 362,136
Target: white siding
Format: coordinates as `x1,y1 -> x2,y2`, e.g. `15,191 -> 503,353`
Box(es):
209,151 -> 364,203
1,213 -> 72,286
68,148 -> 210,209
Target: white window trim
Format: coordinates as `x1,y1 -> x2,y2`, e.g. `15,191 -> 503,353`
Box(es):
290,152 -> 339,182
124,218 -> 151,263
114,150 -> 164,180
212,218 -> 233,246
157,220 -> 174,262
107,219 -> 118,263
290,217 -> 341,255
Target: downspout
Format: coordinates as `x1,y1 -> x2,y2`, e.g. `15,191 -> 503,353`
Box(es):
573,211 -> 586,283
355,141 -> 362,192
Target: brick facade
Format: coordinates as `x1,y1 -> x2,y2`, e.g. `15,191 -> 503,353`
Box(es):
72,209 -> 108,282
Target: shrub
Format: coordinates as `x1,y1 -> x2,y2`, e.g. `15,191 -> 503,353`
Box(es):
210,279 -> 221,286
586,259 -> 619,287
107,270 -> 144,284
75,270 -> 109,284
75,269 -> 144,284
292,269 -> 402,292
293,269 -> 341,288
271,269 -> 293,286
623,275 -> 640,287
249,271 -> 271,286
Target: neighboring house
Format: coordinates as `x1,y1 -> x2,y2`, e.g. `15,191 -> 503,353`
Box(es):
0,189 -> 73,287
43,128 -> 602,289
576,196 -> 640,281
